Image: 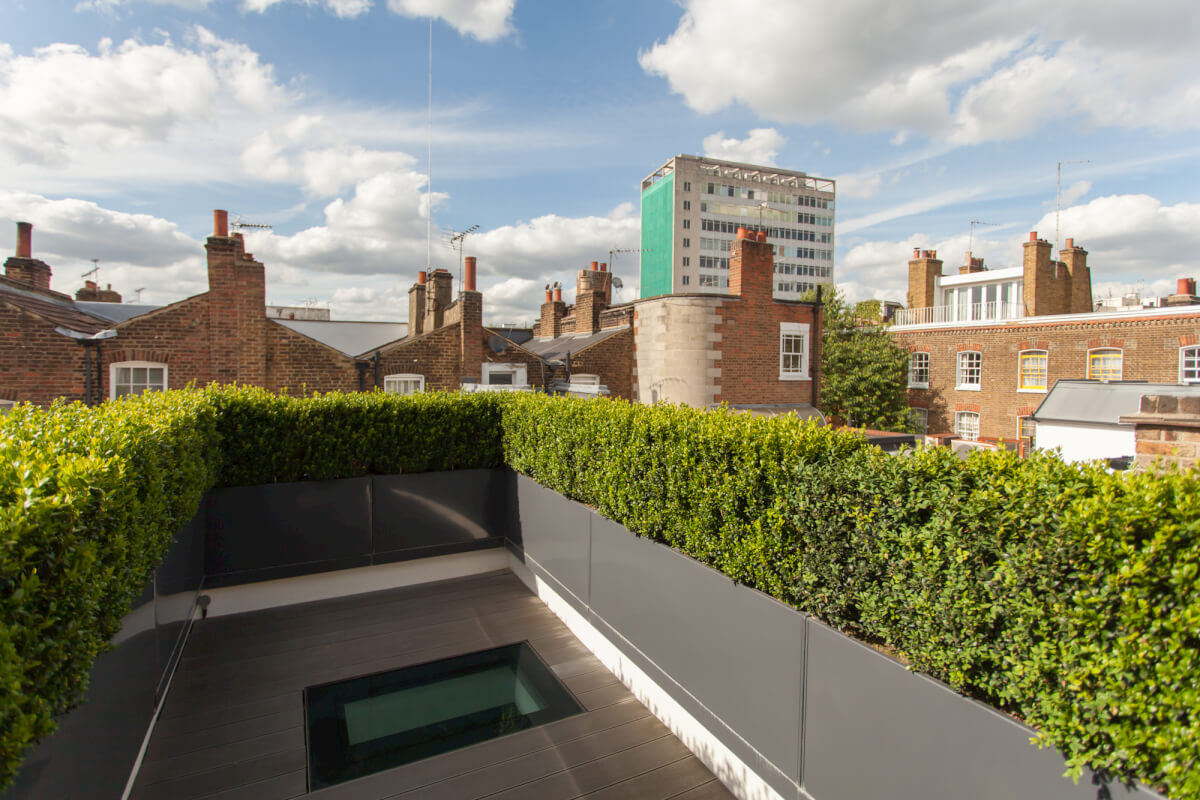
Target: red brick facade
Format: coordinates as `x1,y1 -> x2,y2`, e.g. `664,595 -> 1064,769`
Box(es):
893,310 -> 1200,441
0,214 -> 541,404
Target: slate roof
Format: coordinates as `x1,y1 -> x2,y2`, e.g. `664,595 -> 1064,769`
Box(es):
0,281 -> 110,336
521,327 -> 629,362
75,301 -> 162,323
1032,379 -> 1200,426
270,318 -> 408,357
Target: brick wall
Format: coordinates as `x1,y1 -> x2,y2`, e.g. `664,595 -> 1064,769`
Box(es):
0,304 -> 91,405
265,322 -> 360,394
569,329 -> 633,400
105,296 -> 212,393
894,311 -> 1200,440
1121,394 -> 1200,470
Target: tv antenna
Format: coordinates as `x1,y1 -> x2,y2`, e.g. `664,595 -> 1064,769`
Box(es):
445,225 -> 479,287
967,220 -> 997,255
131,287 -> 145,303
82,259 -> 100,286
1056,160 -> 1089,252
231,215 -> 272,233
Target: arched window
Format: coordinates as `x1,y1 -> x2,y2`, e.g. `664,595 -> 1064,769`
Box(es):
110,361 -> 167,400
1181,345 -> 1200,384
1087,348 -> 1123,381
1018,350 -> 1048,391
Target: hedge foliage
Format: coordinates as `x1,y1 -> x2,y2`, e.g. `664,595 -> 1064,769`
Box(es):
0,386 -> 501,790
499,393 -> 1199,799
2,387 -> 1198,798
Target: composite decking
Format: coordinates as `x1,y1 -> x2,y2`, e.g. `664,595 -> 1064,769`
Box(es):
129,570 -> 734,800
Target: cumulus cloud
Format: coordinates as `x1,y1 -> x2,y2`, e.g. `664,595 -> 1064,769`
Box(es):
241,0 -> 372,18
640,0 -> 1200,143
0,191 -> 205,303
386,0 -> 515,41
1058,180 -> 1092,207
0,29 -> 290,165
701,128 -> 785,165
834,172 -> 881,199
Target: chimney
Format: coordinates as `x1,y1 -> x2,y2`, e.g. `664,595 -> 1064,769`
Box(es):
75,280 -> 122,303
464,256 -> 477,292
424,268 -> 453,331
959,252 -> 986,275
205,210 -> 266,386
1166,276 -> 1199,307
1022,231 -> 1055,316
1060,238 -> 1092,313
575,261 -> 612,335
16,221 -> 32,258
4,221 -> 53,292
729,225 -> 773,298
907,248 -> 943,309
408,271 -> 427,337
539,282 -> 567,338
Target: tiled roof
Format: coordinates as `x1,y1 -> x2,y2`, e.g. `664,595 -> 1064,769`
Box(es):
0,283 -> 110,336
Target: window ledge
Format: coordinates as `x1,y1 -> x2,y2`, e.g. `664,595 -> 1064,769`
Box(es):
908,382 -> 930,390
779,373 -> 811,382
955,385 -> 982,392
1017,388 -> 1047,394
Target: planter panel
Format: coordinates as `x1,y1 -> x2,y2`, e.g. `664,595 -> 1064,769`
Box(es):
372,470 -> 506,560
587,515 -> 804,795
802,620 -> 1160,800
510,475 -> 591,608
204,477 -> 372,585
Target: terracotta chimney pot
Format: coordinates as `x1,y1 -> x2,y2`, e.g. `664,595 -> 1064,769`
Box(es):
214,210 -> 229,237
464,257 -> 477,291
15,221 -> 32,257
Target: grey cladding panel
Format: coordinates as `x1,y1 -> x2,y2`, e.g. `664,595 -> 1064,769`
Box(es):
512,475 -> 590,606
372,470 -> 505,556
205,478 -> 371,578
803,621 -> 1162,800
587,516 -> 804,788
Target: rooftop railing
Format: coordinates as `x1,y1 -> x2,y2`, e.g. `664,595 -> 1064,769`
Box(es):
893,301 -> 1025,326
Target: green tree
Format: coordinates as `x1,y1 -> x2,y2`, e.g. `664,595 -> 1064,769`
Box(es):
805,288 -> 914,431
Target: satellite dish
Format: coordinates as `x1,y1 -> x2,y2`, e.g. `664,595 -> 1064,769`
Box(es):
612,276 -> 624,289
487,334 -> 508,353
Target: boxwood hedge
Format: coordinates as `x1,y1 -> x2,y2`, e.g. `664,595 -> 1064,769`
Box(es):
2,388 -> 1197,798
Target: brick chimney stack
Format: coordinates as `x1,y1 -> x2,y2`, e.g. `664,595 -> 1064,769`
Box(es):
206,209 -> 266,385
459,258 -> 483,383
575,261 -> 612,335
1022,231 -> 1056,316
1166,276 -> 1199,307
959,252 -> 986,275
408,270 -> 427,338
423,268 -> 453,331
907,248 -> 943,309
729,227 -> 773,299
539,282 -> 567,338
1059,238 -> 1092,313
4,221 -> 54,292
75,280 -> 122,303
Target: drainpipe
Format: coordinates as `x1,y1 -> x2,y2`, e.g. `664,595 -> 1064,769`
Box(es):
355,361 -> 369,392
83,341 -> 93,405
812,286 -> 822,413
373,351 -> 381,389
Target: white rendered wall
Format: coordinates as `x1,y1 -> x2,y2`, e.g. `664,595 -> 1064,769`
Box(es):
1035,421 -> 1135,463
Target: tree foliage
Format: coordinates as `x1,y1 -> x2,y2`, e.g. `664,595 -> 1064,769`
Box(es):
806,288 -> 913,431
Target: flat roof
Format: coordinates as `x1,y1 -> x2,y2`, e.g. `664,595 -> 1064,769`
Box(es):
1032,380 -> 1200,426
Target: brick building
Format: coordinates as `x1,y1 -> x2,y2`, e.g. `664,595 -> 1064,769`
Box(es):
632,227 -> 822,414
0,212 -> 544,406
890,231 -> 1200,445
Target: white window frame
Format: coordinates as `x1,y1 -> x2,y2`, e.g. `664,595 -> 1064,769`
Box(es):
482,362 -> 528,387
110,360 -> 167,400
956,351 -> 982,391
954,411 -> 980,441
908,352 -> 930,389
1018,350 -> 1048,392
1180,345 -> 1200,384
383,373 -> 424,395
1087,348 -> 1123,382
779,322 -> 811,381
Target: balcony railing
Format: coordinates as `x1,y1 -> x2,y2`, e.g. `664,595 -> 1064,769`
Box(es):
893,301 -> 1025,326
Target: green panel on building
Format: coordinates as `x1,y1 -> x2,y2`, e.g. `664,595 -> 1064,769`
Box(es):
640,173 -> 674,298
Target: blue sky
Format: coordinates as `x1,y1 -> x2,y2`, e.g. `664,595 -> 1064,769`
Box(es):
2,0 -> 1199,323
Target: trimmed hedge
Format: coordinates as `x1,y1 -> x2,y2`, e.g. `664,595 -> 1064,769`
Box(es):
498,393 -> 1198,799
2,388 -> 1197,798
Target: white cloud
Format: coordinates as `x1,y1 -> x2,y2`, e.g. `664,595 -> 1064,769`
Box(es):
240,0 -> 372,18
834,172 -> 881,199
640,0 -> 1200,143
0,190 -> 204,304
0,29 -> 290,165
1058,180 -> 1092,207
701,128 -> 785,165
76,0 -> 214,11
386,0 -> 515,41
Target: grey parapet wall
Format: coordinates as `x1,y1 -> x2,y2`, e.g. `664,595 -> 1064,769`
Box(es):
506,472 -> 1166,800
